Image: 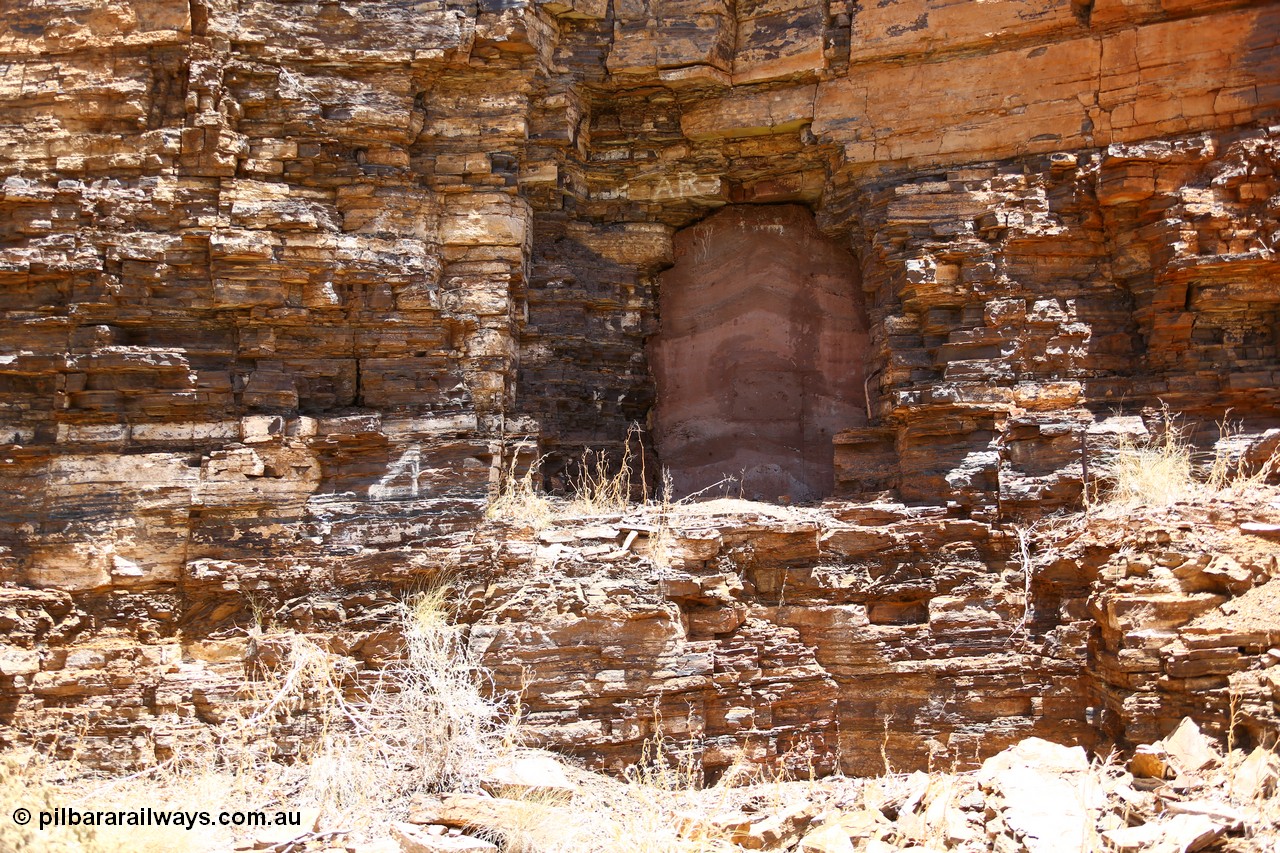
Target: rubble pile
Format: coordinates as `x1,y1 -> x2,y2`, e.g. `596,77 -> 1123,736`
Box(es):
238,724 -> 1278,853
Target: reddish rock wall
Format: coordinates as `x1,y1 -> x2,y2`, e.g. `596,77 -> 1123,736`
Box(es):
0,0 -> 1278,778
649,205 -> 868,502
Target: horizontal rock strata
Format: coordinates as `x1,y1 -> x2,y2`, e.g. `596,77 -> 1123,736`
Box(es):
0,0 -> 1278,777
4,488 -> 1278,778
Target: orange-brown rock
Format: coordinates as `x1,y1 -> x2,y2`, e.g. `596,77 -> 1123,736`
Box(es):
649,205 -> 868,502
0,0 -> 1278,781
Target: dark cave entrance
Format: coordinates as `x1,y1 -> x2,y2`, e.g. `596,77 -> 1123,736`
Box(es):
647,205 -> 870,502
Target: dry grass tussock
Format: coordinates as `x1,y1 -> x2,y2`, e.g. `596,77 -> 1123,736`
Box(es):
565,436 -> 641,516
2,584 -> 516,850
0,753 -> 205,853
269,585 -> 516,812
489,767 -> 725,851
486,432 -> 643,528
0,584 -> 807,853
490,738 -> 824,853
1090,409 -> 1280,513
484,736 -> 1280,852
487,439 -> 553,529
486,428 -> 738,571
7,625 -> 1280,852
489,425 -> 714,526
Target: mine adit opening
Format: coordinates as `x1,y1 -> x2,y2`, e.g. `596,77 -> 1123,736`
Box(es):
647,204 -> 871,503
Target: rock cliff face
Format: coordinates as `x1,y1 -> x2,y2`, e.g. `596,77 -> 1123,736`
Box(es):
1,0 -> 1279,774
649,204 -> 868,502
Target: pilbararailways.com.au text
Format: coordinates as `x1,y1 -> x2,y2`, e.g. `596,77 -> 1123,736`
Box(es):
14,806 -> 303,832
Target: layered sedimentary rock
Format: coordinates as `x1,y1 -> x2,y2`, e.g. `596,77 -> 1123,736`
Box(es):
1,0 -> 1279,776
649,205 -> 867,502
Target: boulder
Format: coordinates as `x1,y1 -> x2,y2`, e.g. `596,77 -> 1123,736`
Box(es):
1131,744 -> 1173,780
391,823 -> 498,853
1163,718 -> 1220,773
480,753 -> 577,800
978,738 -> 1098,853
796,823 -> 855,853
1233,746 -> 1279,800
1101,814 -> 1224,853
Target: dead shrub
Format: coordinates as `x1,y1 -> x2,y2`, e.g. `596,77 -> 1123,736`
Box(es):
567,424 -> 647,516
488,439 -> 553,529
6,582 -> 517,848
241,584 -> 516,832
1090,406 -> 1278,512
